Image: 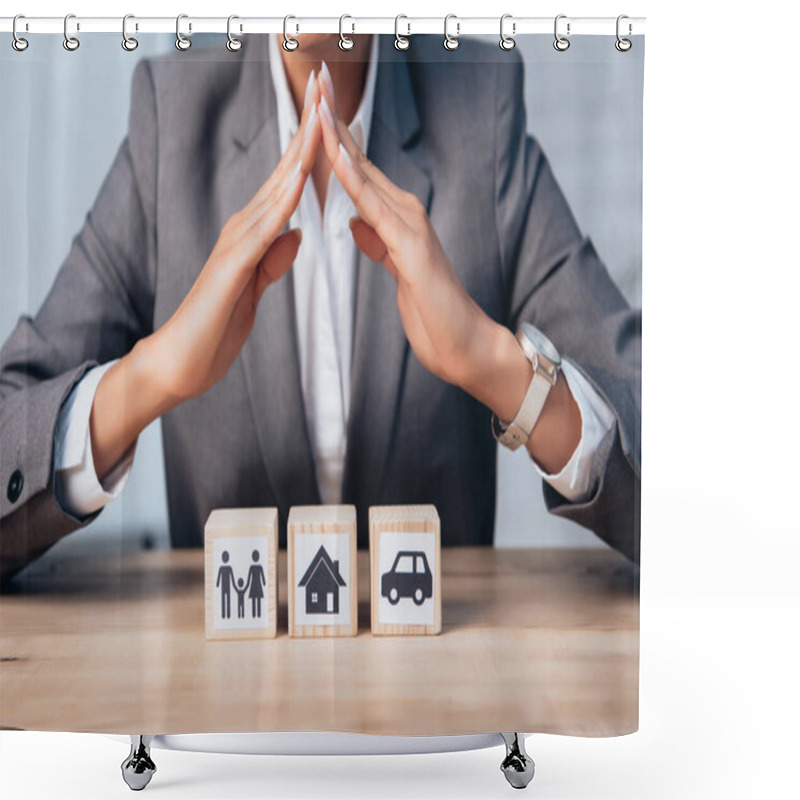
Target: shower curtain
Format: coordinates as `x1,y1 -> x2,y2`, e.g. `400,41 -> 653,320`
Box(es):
0,28 -> 642,744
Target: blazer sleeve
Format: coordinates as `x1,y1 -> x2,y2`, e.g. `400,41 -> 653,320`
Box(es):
494,54 -> 641,563
0,59 -> 158,582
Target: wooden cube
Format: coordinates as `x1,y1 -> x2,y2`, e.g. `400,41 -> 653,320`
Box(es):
369,505 -> 441,636
288,505 -> 358,637
204,508 -> 278,640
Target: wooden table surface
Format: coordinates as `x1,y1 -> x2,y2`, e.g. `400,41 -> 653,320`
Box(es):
0,547 -> 638,737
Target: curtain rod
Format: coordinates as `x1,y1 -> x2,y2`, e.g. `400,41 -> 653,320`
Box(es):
0,16 -> 645,37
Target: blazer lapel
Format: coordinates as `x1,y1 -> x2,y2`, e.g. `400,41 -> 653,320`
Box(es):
342,39 -> 432,512
218,34 -> 320,511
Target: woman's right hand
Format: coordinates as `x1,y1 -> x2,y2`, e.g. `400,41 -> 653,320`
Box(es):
148,94 -> 320,404
89,84 -> 321,480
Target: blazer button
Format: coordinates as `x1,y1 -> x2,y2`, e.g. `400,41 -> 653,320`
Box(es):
7,469 -> 24,503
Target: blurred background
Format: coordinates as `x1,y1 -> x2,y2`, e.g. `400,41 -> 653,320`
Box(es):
0,33 -> 642,559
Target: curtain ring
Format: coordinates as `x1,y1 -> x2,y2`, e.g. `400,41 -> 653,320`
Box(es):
553,14 -> 570,52
283,15 -> 299,51
12,14 -> 29,52
615,15 -> 632,52
499,14 -> 516,51
339,15 -> 355,51
63,13 -> 80,51
394,15 -> 410,51
443,14 -> 460,51
175,14 -> 191,51
122,14 -> 138,51
226,15 -> 243,52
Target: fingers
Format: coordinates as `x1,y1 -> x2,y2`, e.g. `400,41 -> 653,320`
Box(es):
231,85 -> 321,270
318,98 -> 404,214
318,109 -> 402,251
349,217 -> 398,282
316,71 -> 427,260
254,228 -> 303,301
229,161 -> 306,282
280,76 -> 322,183
251,85 -> 320,217
317,66 -> 405,202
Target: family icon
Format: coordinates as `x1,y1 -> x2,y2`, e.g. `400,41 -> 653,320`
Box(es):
216,549 -> 266,619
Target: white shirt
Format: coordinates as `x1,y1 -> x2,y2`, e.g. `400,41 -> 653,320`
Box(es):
268,33 -> 378,503
53,38 -> 616,518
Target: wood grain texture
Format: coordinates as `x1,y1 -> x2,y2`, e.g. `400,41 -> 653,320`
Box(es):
204,508 -> 278,640
369,505 -> 441,636
0,547 -> 638,736
287,505 -> 358,637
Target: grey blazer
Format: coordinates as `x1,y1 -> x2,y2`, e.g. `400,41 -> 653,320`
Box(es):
0,35 -> 641,581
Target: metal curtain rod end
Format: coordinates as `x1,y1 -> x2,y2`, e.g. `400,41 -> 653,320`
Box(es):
175,13 -> 191,51
12,14 -> 29,51
122,14 -> 138,51
444,13 -> 459,51
339,14 -> 355,50
616,14 -> 632,51
283,15 -> 299,51
554,14 -> 570,52
63,12 -> 79,51
227,14 -> 242,52
394,14 -> 410,51
499,14 -> 516,51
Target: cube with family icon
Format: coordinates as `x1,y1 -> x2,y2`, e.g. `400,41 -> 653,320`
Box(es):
204,508 -> 278,640
369,505 -> 441,636
288,505 -> 358,637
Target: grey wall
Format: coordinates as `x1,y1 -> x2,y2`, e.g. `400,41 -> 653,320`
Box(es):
0,34 -> 642,554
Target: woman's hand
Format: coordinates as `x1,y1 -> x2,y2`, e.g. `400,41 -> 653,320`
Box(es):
315,75 -> 581,473
149,90 -> 321,404
89,82 -> 322,480
315,79 -> 531,423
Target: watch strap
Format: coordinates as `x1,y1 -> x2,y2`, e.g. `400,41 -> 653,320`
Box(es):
493,370 -> 554,451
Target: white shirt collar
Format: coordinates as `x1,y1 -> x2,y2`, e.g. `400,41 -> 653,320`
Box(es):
267,34 -> 379,155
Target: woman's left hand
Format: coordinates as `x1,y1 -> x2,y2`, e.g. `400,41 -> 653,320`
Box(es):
316,80 -> 529,420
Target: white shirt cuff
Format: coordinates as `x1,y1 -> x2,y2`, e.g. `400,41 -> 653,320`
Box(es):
529,358 -> 616,503
53,360 -> 137,518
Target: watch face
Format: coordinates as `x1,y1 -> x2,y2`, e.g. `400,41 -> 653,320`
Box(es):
520,323 -> 561,366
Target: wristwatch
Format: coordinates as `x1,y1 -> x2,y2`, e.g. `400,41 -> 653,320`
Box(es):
491,322 -> 561,451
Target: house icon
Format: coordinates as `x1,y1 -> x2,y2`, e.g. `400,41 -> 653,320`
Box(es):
298,545 -> 347,615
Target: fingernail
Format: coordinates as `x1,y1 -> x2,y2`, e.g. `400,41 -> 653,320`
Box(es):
319,95 -> 335,129
338,142 -> 352,168
320,61 -> 335,101
303,69 -> 315,109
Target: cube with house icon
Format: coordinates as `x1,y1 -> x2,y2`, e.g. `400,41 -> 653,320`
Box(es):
369,505 -> 441,635
288,505 -> 358,637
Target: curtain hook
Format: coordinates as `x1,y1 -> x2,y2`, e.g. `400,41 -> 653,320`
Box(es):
283,15 -> 299,51
615,15 -> 632,52
394,15 -> 410,51
175,13 -> 191,51
227,15 -> 243,52
63,13 -> 80,51
12,14 -> 29,52
339,14 -> 355,51
499,14 -> 516,51
553,14 -> 570,52
444,14 -> 460,51
122,14 -> 138,52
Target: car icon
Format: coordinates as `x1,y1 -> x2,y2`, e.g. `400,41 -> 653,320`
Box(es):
381,551 -> 433,606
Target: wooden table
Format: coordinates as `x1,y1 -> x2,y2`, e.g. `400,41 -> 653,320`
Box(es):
0,548 -> 638,736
